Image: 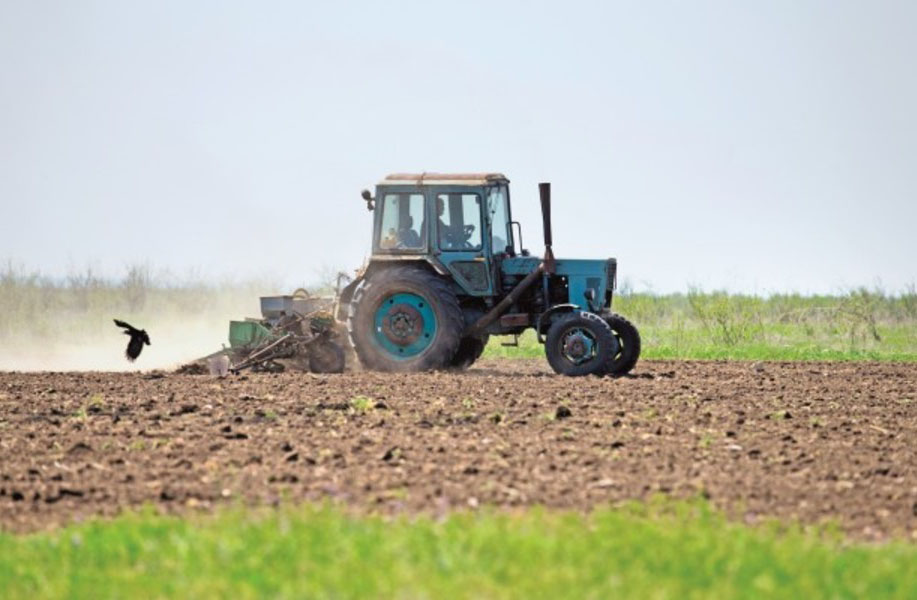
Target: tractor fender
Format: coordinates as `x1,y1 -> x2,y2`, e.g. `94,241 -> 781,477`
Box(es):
363,256 -> 449,276
535,303 -> 581,344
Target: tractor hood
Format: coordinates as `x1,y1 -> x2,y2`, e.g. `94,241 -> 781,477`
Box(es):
501,256 -> 617,310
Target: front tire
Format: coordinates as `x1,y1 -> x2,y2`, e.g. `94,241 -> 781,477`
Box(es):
545,312 -> 616,377
348,267 -> 464,372
603,313 -> 641,377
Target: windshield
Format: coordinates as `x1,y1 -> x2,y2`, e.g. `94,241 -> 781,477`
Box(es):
486,185 -> 512,254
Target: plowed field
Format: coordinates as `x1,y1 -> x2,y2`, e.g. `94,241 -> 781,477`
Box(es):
1,360 -> 915,539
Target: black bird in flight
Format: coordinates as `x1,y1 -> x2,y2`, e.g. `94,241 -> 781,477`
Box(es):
113,319 -> 151,361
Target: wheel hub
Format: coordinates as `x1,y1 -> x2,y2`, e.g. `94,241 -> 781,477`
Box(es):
372,292 -> 437,359
382,304 -> 423,345
562,329 -> 595,365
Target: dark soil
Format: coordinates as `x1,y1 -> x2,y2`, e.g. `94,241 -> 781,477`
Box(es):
1,359 -> 914,540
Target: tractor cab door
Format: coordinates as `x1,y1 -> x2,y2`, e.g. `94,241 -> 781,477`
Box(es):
434,190 -> 493,296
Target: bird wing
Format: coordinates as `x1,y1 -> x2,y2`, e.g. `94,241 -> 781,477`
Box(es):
114,319 -> 136,332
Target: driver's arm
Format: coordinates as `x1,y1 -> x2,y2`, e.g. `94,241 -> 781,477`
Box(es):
438,218 -> 453,248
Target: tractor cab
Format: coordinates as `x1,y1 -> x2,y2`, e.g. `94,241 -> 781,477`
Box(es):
365,173 -> 514,296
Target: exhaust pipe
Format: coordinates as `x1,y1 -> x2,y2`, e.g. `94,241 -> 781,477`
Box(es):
539,182 -> 555,274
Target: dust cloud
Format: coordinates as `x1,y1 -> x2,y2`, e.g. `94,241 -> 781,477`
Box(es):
0,315 -> 234,372
0,265 -> 296,372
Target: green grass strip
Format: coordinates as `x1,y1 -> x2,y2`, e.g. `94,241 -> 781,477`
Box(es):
483,328 -> 917,362
1,500 -> 914,599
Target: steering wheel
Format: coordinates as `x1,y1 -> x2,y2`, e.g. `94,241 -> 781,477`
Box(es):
454,224 -> 475,249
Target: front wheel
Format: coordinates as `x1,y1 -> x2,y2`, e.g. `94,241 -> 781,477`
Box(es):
544,312 -> 617,377
603,313 -> 641,377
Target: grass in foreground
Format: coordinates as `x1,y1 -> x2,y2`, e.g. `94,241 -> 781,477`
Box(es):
1,501 -> 914,599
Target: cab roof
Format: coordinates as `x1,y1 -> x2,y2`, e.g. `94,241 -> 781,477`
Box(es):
380,173 -> 509,186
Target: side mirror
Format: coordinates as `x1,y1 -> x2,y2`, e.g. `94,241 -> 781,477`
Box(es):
361,189 -> 374,211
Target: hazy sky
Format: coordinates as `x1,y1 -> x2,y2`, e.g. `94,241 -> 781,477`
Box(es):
2,1 -> 915,294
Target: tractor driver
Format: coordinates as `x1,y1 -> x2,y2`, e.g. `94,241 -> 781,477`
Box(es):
397,215 -> 422,248
436,196 -> 466,249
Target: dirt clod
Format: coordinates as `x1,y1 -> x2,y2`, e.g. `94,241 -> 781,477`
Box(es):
555,406 -> 573,419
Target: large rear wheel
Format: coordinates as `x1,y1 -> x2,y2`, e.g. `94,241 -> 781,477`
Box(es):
603,313 -> 641,377
348,268 -> 464,372
544,312 -> 617,377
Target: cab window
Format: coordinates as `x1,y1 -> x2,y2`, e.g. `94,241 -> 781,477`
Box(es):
378,193 -> 425,250
436,193 -> 482,251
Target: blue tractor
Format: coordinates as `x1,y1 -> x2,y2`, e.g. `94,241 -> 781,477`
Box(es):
337,173 -> 640,377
